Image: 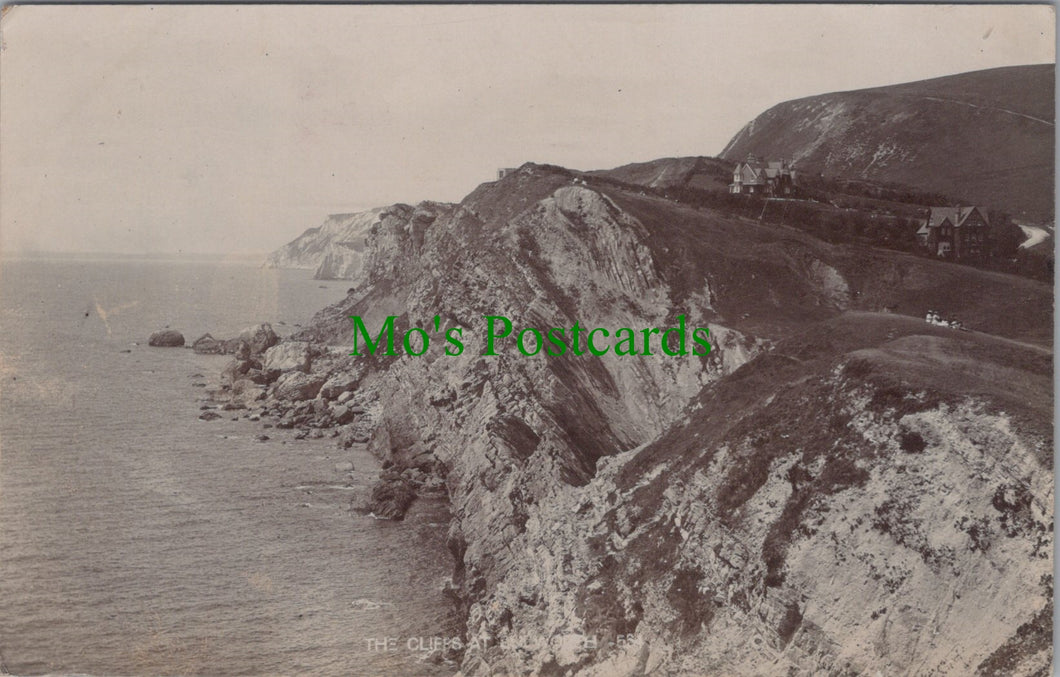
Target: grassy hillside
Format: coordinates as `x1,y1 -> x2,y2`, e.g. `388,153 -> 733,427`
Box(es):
721,64 -> 1055,220
589,156 -> 733,192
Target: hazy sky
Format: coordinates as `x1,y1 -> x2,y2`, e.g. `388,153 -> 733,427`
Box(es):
0,4 -> 1054,255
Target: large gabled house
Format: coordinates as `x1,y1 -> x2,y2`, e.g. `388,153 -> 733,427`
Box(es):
729,154 -> 797,196
916,206 -> 989,260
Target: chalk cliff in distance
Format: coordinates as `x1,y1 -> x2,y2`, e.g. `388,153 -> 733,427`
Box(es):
721,64 -> 1055,220
265,208 -> 387,280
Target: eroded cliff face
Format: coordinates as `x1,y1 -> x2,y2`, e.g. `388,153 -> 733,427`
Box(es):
456,321 -> 1052,675
265,208 -> 396,280
234,163 -> 1050,675
295,170 -> 764,603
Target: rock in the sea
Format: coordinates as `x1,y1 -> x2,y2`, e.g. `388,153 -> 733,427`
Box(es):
368,476 -> 417,520
148,329 -> 185,347
335,461 -> 355,473
198,411 -> 222,421
191,333 -> 224,354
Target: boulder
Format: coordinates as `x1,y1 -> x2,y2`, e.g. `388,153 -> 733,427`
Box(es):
368,476 -> 417,520
330,404 -> 356,425
222,358 -> 262,385
191,333 -> 224,354
243,369 -> 269,385
148,329 -> 185,347
226,339 -> 252,359
273,371 -> 326,402
320,372 -> 359,400
340,427 -> 371,447
263,342 -> 314,376
238,323 -> 280,355
198,411 -> 221,421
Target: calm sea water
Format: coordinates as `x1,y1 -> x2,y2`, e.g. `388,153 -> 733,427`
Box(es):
0,256 -> 460,676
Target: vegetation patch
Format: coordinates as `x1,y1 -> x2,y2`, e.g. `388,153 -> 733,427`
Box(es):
574,553 -> 642,642
777,601 -> 804,645
975,601 -> 1053,676
665,568 -> 714,638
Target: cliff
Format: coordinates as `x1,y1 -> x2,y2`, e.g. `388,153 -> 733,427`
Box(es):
721,64 -> 1055,220
265,208 -> 390,280
221,162 -> 1052,674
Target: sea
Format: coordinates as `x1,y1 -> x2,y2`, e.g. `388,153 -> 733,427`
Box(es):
0,255 -> 461,677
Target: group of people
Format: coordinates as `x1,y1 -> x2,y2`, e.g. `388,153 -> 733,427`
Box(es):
925,309 -> 966,331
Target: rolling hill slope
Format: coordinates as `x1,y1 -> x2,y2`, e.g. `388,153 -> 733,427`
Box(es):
721,64 -> 1055,220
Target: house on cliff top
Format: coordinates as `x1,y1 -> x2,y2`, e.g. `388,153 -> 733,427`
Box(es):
916,206 -> 989,259
729,154 -> 797,196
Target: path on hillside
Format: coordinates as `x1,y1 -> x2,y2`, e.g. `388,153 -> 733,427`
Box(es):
920,96 -> 1054,126
1017,223 -> 1051,249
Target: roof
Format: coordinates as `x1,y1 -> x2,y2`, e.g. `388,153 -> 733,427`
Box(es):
739,164 -> 765,185
926,206 -> 989,229
734,157 -> 794,185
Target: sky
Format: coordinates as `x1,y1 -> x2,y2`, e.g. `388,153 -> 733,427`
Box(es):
0,4 -> 1054,256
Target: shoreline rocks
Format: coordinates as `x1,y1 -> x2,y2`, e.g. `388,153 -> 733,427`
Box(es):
366,473 -> 417,520
192,323 -> 280,356
148,329 -> 185,347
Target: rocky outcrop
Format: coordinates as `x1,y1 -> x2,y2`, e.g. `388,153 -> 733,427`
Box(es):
454,314 -> 1053,675
263,341 -> 316,376
148,329 -> 185,347
191,333 -> 224,354
214,162 -> 1053,675
238,323 -> 281,355
193,324 -> 279,356
265,209 -> 394,280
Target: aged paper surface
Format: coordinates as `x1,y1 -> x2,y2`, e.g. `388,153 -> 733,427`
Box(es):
0,5 -> 1054,676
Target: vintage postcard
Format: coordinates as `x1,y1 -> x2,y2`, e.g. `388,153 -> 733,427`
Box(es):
0,4 -> 1054,675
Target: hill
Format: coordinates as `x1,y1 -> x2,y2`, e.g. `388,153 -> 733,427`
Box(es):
721,64 -> 1055,220
588,156 -> 733,191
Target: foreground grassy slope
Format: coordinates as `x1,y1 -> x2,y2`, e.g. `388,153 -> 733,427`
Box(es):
620,311 -> 1052,491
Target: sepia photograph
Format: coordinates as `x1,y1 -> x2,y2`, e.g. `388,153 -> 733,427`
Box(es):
0,4 -> 1054,675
